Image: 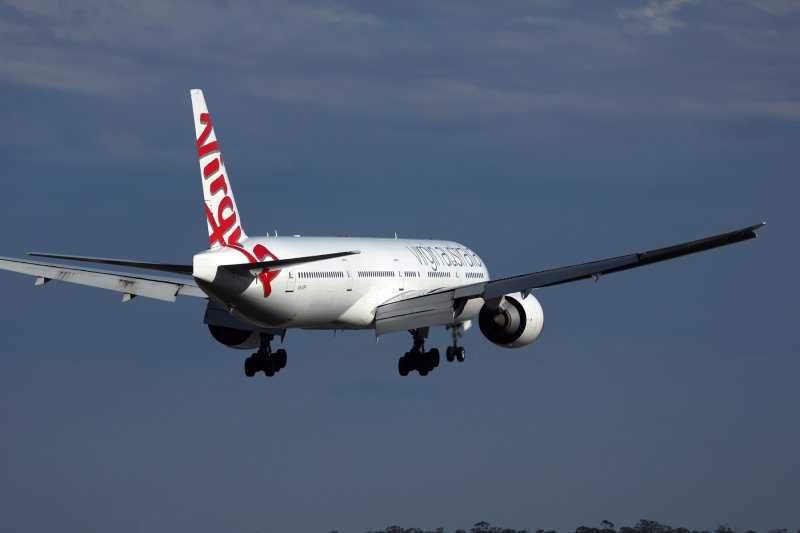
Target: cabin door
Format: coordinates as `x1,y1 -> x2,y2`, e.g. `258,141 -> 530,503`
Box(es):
343,259 -> 353,291
285,266 -> 296,292
394,259 -> 404,291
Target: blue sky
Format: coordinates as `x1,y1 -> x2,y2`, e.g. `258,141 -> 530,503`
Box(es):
0,1 -> 797,532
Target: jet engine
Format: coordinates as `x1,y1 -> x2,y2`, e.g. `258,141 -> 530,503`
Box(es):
478,292 -> 544,348
207,324 -> 261,350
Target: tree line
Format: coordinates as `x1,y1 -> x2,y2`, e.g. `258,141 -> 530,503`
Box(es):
356,519 -> 797,533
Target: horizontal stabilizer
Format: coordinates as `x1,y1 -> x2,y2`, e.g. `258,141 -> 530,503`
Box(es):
221,250 -> 361,276
27,253 -> 193,276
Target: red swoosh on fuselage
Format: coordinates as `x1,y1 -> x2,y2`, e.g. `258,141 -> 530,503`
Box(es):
226,243 -> 280,298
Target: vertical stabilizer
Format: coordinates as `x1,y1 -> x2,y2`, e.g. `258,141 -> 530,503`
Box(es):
190,89 -> 247,248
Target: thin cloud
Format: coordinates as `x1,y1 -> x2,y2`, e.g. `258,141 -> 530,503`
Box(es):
678,98 -> 800,120
0,55 -> 121,95
734,0 -> 800,16
617,0 -> 697,34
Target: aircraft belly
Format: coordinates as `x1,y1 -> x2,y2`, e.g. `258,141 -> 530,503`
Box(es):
232,283 -> 371,330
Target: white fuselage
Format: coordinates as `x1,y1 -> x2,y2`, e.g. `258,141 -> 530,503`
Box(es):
192,237 -> 490,331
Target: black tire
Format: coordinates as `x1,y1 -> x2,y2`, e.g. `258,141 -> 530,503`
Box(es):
425,353 -> 434,372
398,356 -> 409,377
429,348 -> 440,368
276,349 -> 287,369
244,356 -> 256,377
264,357 -> 275,377
418,366 -> 428,376
456,346 -> 466,362
446,346 -> 455,362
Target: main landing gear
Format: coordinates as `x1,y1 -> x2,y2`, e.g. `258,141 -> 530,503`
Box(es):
398,328 -> 440,377
244,333 -> 287,377
397,325 -> 469,377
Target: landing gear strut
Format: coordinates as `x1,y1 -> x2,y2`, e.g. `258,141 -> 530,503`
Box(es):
445,324 -> 466,363
244,333 -> 287,377
398,327 -> 440,377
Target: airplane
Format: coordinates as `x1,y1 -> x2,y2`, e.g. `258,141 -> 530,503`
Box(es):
0,90 -> 764,378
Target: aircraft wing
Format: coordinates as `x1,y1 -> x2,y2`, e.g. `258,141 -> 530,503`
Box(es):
375,222 -> 764,336
0,256 -> 206,302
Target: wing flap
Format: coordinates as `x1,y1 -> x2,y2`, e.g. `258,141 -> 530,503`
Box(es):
0,257 -> 206,301
375,291 -> 456,336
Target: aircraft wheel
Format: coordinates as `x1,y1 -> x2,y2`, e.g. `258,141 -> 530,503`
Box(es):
398,356 -> 410,377
244,356 -> 256,377
429,348 -> 440,368
425,353 -> 435,372
456,346 -> 466,362
446,346 -> 455,362
418,366 -> 428,376
264,357 -> 276,377
275,349 -> 287,369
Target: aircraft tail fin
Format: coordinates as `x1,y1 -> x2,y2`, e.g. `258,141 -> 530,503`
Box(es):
190,89 -> 247,248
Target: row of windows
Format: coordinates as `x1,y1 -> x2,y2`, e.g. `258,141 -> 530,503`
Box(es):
358,270 -> 395,278
300,271 -> 344,279
301,268 -> 484,280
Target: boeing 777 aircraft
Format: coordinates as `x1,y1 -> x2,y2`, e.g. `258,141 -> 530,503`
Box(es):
0,90 -> 764,378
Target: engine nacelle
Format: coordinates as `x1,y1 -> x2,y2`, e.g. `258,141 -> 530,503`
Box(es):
207,324 -> 261,350
478,292 -> 544,348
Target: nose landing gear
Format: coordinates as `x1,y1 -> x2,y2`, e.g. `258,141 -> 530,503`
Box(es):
445,323 -> 466,363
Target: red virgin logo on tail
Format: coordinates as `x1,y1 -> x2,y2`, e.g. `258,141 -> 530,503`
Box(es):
198,112 -> 279,298
197,112 -> 242,247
